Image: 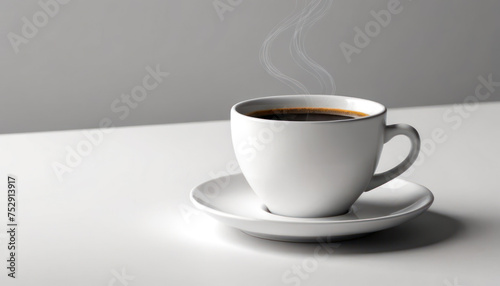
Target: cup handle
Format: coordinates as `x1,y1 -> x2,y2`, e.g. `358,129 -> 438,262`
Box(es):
365,124 -> 421,192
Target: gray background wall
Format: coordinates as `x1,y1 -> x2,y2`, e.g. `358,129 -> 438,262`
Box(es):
0,0 -> 498,134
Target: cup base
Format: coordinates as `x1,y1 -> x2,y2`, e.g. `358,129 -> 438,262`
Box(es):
261,204 -> 351,218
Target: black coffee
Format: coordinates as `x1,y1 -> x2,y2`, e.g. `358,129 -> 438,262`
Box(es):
247,107 -> 368,121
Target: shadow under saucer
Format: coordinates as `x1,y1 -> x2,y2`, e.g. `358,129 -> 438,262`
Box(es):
332,210 -> 464,254
217,211 -> 464,255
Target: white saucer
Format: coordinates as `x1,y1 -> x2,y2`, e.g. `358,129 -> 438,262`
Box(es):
190,173 -> 434,242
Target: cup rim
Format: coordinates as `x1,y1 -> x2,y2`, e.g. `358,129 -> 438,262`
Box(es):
231,94 -> 387,124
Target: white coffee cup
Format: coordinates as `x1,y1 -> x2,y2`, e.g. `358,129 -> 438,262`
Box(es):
231,95 -> 420,218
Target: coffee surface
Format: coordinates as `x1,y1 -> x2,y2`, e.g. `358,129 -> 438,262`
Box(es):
247,107 -> 368,121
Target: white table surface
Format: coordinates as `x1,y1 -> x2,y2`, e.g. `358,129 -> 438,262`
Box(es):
0,102 -> 499,286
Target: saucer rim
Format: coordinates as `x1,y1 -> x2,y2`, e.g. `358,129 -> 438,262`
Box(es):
189,173 -> 434,224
